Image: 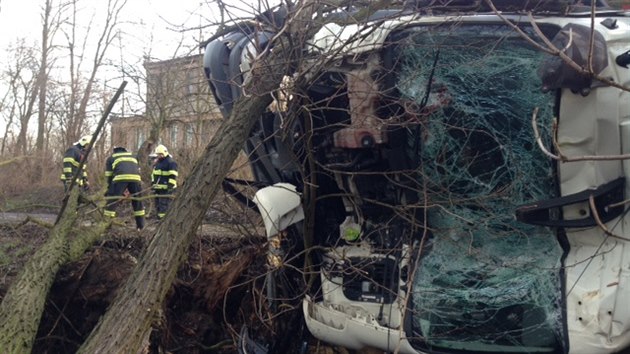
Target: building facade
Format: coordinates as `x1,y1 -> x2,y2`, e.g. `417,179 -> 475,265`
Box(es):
110,54 -> 222,152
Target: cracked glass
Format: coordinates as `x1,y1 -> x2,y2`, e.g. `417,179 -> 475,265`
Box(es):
394,24 -> 565,353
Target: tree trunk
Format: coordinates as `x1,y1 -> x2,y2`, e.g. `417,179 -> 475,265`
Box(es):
78,81 -> 277,354
76,14 -> 315,347
79,1 -> 333,351
0,195 -> 78,351
34,0 -> 52,182
0,188 -> 110,353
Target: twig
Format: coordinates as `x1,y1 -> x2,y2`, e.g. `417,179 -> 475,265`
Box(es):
528,11 -> 629,93
532,108 -> 630,162
103,195 -> 175,201
589,195 -> 630,241
46,253 -> 96,337
588,0 -> 597,74
531,107 -> 562,160
607,199 -> 630,209
16,216 -> 54,229
0,156 -> 30,167
484,0 -> 630,93
57,81 -> 128,225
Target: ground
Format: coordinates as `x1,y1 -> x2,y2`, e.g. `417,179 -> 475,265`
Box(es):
0,186 -> 313,354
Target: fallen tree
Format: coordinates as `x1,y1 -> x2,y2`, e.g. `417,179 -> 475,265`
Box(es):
0,188 -> 111,353
77,2 -> 329,351
0,83 -> 124,353
79,42 -> 283,354
0,1 -> 402,352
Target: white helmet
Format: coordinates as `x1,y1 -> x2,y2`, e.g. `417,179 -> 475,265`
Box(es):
76,135 -> 93,147
153,144 -> 169,157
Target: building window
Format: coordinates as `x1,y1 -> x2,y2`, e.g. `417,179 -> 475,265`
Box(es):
185,124 -> 194,147
119,132 -> 127,148
170,124 -> 179,146
185,70 -> 197,95
136,128 -> 145,150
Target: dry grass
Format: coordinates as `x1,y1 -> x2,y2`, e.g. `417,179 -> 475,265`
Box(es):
1,146 -> 254,214
1,156 -> 64,213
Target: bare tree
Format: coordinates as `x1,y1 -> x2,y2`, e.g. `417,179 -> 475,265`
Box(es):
78,0 -> 325,351
33,0 -> 66,180
61,0 -> 128,146
4,42 -> 40,156
0,57 -> 21,156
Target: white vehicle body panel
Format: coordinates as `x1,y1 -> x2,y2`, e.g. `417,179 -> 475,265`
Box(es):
303,13 -> 630,354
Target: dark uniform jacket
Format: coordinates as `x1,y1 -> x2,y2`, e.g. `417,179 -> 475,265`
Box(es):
60,144 -> 88,187
105,151 -> 142,188
151,156 -> 178,191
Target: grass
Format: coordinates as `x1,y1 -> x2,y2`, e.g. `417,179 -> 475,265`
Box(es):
0,245 -> 11,268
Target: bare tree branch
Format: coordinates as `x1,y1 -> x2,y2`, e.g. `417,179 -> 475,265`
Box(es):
532,107 -> 630,162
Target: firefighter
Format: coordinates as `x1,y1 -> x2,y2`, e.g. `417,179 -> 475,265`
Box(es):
151,144 -> 178,219
104,146 -> 146,230
60,135 -> 92,192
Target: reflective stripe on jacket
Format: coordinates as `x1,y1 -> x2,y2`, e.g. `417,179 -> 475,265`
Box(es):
60,144 -> 88,185
152,156 -> 178,190
105,152 -> 142,187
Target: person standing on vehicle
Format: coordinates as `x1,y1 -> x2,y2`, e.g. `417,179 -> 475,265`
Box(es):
104,146 -> 146,230
60,135 -> 92,192
151,144 -> 178,220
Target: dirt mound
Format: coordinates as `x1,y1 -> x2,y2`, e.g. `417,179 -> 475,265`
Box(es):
0,213 -> 345,353
34,246 -> 138,353
0,221 -> 268,354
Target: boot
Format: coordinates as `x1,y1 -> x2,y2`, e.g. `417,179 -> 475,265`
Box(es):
136,216 -> 145,231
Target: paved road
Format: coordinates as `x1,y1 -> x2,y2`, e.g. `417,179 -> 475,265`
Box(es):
0,212 -> 57,224
0,212 -> 247,237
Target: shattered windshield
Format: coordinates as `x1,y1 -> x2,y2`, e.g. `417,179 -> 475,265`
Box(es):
393,24 -> 565,353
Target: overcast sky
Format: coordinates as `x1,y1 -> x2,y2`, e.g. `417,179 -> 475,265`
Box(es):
0,0 -> 267,137
0,0 -> 214,62
0,0 -> 222,138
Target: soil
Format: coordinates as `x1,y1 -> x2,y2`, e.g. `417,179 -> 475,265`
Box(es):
0,200 -> 329,354
0,214 -> 268,353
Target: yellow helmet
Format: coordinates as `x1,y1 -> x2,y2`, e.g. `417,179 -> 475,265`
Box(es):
76,135 -> 93,147
154,144 -> 169,157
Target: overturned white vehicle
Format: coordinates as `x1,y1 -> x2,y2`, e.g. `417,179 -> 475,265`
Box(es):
203,1 -> 630,353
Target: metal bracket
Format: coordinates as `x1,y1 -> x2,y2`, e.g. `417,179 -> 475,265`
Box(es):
515,177 -> 625,228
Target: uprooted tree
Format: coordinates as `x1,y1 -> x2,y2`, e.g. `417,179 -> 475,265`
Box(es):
0,188 -> 111,352
0,0 -> 330,352
0,81 -> 126,353
76,1 -> 338,350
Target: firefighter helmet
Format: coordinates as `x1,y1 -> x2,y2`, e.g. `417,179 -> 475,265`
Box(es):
76,135 -> 93,147
154,144 -> 169,157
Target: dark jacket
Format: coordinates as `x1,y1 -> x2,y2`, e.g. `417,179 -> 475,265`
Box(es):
105,149 -> 142,188
152,156 -> 178,191
60,144 -> 88,186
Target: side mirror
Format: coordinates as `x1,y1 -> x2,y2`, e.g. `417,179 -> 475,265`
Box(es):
253,183 -> 304,237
